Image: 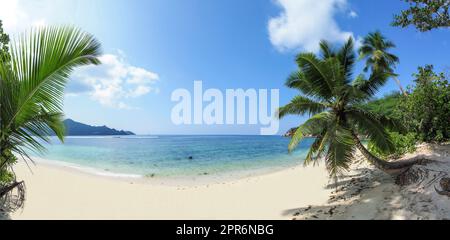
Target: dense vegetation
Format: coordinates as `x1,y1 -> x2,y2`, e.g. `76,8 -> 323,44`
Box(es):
399,65 -> 450,142
392,0 -> 450,32
0,20 -> 11,194
365,92 -> 403,119
365,65 -> 449,158
0,21 -> 9,62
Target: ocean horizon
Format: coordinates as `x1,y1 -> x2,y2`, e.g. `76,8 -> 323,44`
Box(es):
29,135 -> 315,180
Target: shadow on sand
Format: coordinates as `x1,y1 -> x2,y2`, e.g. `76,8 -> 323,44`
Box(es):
0,210 -> 11,220
282,144 -> 450,220
282,166 -> 384,220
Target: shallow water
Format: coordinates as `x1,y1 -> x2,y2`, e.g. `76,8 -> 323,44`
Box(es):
31,135 -> 315,178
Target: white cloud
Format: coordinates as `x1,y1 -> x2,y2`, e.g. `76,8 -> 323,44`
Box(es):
268,0 -> 354,52
0,0 -> 51,32
0,0 -> 79,33
349,10 -> 358,18
70,52 -> 160,109
0,1 -> 158,110
31,19 -> 48,28
0,0 -> 25,31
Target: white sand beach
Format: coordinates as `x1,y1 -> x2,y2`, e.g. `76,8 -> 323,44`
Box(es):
293,143 -> 450,220
4,143 -> 449,220
7,161 -> 332,220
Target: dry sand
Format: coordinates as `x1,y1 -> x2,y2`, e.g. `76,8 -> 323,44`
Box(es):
5,160 -> 332,220
292,143 -> 450,220
3,143 -> 449,220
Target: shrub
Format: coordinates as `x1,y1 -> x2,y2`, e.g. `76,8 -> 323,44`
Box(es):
398,65 -> 450,143
369,132 -> 417,159
365,92 -> 403,120
0,152 -> 17,185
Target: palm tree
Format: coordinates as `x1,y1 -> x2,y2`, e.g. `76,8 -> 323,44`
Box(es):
359,31 -> 407,96
0,26 -> 101,209
279,38 -> 418,179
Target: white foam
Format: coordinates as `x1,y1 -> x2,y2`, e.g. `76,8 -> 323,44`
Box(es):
63,136 -> 159,139
30,157 -> 143,179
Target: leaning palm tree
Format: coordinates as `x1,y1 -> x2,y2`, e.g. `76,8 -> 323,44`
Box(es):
279,38 -> 418,179
359,31 -> 407,96
0,26 -> 101,210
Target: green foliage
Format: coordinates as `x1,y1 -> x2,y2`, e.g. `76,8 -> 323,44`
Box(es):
364,65 -> 449,145
0,20 -> 12,187
365,92 -> 403,120
369,132 -> 417,159
392,0 -> 450,32
0,152 -> 17,185
358,31 -> 406,95
0,20 -> 10,62
0,169 -> 14,184
359,31 -> 399,73
398,65 -> 450,142
0,26 -> 101,199
279,37 -> 401,178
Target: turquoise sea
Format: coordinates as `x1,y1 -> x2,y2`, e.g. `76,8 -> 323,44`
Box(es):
31,136 -> 315,179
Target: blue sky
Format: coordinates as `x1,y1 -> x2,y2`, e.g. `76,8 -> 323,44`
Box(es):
0,0 -> 448,135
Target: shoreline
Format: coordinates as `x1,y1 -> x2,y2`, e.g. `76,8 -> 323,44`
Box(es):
8,158 -> 332,220
28,156 -> 306,187
6,143 -> 449,220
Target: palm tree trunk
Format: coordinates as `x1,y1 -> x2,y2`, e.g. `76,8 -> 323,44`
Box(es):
352,134 -> 418,175
393,76 -> 407,97
0,181 -> 23,199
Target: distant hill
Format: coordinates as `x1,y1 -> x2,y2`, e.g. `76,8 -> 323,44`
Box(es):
63,119 -> 135,136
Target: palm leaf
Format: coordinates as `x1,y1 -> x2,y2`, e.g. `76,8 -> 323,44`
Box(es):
337,38 -> 356,83
353,70 -> 390,97
325,124 -> 355,178
285,71 -> 328,101
346,107 -> 395,153
319,40 -> 336,60
296,53 -> 335,100
278,96 -> 328,119
304,130 -> 329,167
0,26 -> 101,155
288,112 -> 332,152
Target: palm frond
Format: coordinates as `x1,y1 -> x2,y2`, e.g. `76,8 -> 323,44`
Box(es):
286,71 -> 314,93
0,26 -> 101,155
278,96 -> 328,119
4,26 -> 101,129
358,31 -> 399,74
353,70 -> 390,97
325,124 -> 355,179
337,38 -> 356,83
296,53 -> 335,100
319,40 -> 336,60
288,112 -> 332,153
304,130 -> 329,166
324,57 -> 345,89
346,107 -> 395,153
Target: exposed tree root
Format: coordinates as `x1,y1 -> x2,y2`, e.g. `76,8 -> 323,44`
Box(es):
435,178 -> 450,197
0,181 -> 26,212
395,159 -> 446,186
